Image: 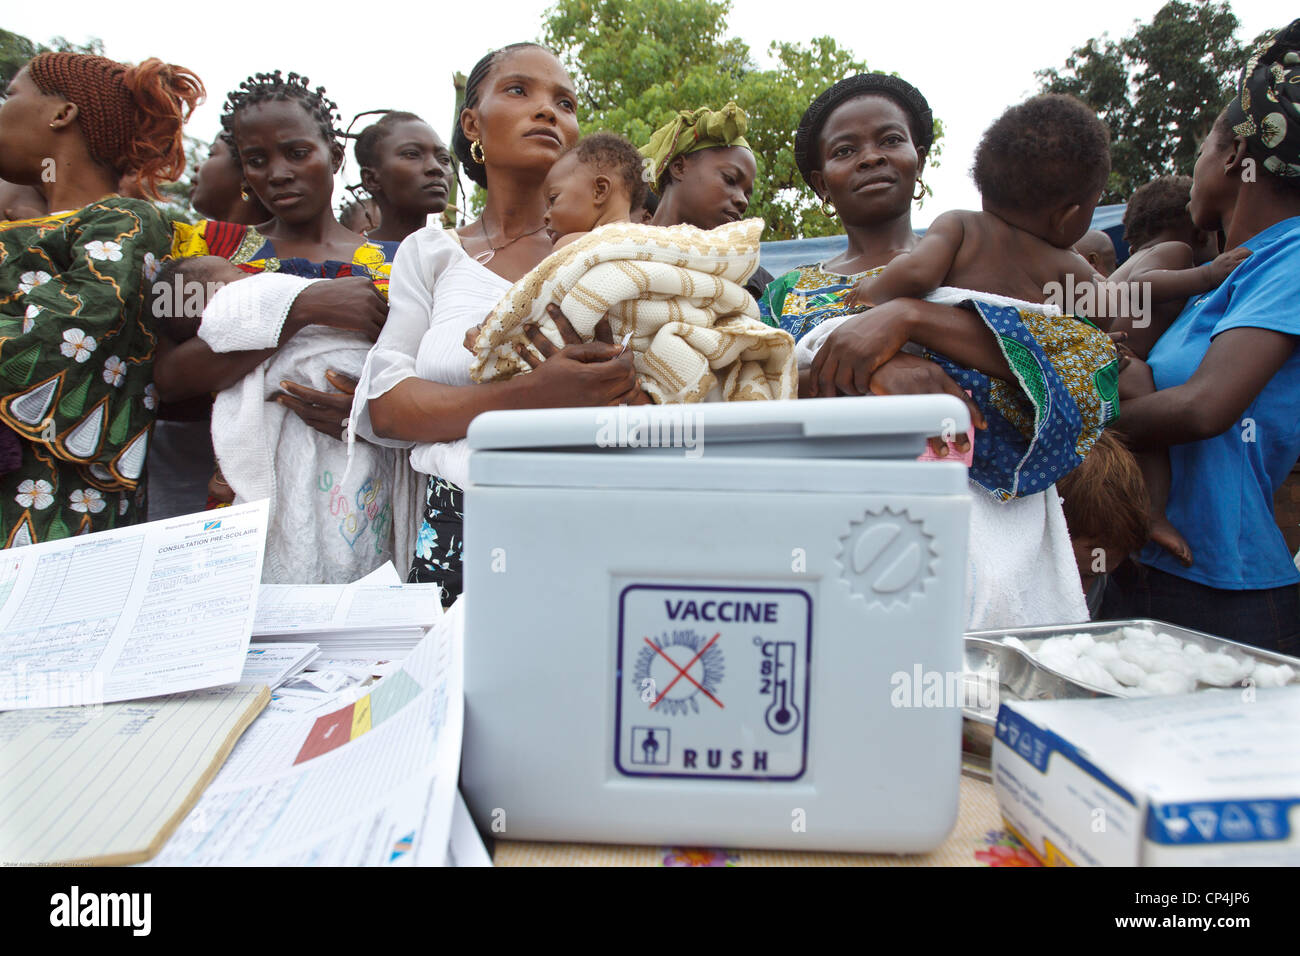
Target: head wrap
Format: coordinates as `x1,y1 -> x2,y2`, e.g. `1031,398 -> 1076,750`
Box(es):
28,53 -> 138,172
1223,18 -> 1300,178
793,73 -> 933,189
640,102 -> 751,192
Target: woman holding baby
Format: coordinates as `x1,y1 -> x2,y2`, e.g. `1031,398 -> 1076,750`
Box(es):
763,73 -> 1119,629
354,43 -> 645,602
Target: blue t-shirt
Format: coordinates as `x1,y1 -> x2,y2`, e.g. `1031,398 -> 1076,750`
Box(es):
1140,215 -> 1300,589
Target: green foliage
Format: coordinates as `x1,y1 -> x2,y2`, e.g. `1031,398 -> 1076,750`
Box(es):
1,28 -> 102,87
541,0 -> 943,239
1036,0 -> 1266,203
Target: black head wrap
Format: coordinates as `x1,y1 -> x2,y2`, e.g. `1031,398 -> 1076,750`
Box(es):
793,73 -> 933,189
1223,18 -> 1300,178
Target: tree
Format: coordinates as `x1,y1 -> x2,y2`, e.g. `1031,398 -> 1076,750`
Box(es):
1035,0 -> 1272,203
541,0 -> 943,240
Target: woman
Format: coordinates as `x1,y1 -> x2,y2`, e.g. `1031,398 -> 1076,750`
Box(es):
0,52 -> 202,546
354,42 -> 642,602
157,71 -> 393,426
154,71 -> 410,582
763,73 -> 1118,628
192,135 -> 270,226
354,111 -> 453,243
1102,21 -> 1300,654
643,103 -> 773,301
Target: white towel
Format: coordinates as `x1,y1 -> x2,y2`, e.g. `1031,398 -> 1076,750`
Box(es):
201,274 -> 420,584
965,485 -> 1088,630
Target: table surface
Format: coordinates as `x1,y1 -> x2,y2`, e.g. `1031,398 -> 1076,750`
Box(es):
492,772 -> 1041,867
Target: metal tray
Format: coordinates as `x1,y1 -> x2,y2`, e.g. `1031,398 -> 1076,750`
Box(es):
958,619 -> 1300,773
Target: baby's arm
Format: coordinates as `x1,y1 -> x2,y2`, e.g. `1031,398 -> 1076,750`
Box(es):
1131,246 -> 1250,303
848,211 -> 966,306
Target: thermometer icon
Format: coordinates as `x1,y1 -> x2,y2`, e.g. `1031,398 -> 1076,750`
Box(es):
763,640 -> 800,734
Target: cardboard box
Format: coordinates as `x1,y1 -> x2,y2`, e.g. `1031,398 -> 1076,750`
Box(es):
993,686 -> 1300,865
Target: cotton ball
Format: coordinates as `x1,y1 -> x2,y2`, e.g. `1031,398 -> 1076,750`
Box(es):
1182,643 -> 1206,658
1069,633 -> 1097,654
1104,654 -> 1147,687
1149,649 -> 1198,678
1037,645 -> 1087,683
1121,626 -> 1155,645
1117,633 -> 1158,664
1120,643 -> 1170,675
1153,632 -> 1184,652
1197,652 -> 1252,687
1071,655 -> 1126,694
1251,662 -> 1298,688
1084,641 -> 1120,664
1137,671 -> 1196,696
1039,636 -> 1080,658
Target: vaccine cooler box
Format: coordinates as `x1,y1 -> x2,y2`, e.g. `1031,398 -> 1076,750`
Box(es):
461,396 -> 972,852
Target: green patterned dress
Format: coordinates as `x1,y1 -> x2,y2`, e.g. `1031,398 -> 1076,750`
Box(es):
0,197 -> 171,546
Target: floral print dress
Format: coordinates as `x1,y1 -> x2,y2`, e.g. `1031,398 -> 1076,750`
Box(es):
0,197 -> 172,546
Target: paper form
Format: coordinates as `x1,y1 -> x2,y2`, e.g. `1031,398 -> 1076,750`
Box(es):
253,581 -> 442,636
0,682 -> 268,865
0,501 -> 269,710
243,644 -> 320,689
150,600 -> 464,866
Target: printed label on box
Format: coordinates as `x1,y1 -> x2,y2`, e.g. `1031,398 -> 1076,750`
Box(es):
614,584 -> 812,781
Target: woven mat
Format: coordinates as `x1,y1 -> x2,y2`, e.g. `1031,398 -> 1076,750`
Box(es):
492,773 -> 1040,867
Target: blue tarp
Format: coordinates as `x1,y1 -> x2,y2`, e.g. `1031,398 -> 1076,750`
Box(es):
757,203 -> 1129,277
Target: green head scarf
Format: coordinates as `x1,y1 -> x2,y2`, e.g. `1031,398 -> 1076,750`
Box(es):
1223,18 -> 1300,178
640,102 -> 752,193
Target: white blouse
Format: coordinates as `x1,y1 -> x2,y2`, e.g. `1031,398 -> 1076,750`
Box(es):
351,225 -> 512,487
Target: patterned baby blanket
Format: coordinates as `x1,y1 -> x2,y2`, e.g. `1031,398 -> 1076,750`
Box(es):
469,219 -> 796,403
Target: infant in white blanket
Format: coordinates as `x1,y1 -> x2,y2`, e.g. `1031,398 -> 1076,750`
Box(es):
161,256 -> 418,583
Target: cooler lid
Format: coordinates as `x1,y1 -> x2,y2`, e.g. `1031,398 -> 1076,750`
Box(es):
467,395 -> 970,460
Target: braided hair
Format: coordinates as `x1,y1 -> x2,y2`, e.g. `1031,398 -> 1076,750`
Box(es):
27,52 -> 204,200
451,42 -> 546,188
354,110 -> 426,168
220,71 -> 342,162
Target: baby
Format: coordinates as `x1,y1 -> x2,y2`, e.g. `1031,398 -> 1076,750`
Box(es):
848,94 -> 1110,310
464,132 -> 647,353
150,256 -> 416,583
542,132 -> 646,249
1102,175 -> 1251,566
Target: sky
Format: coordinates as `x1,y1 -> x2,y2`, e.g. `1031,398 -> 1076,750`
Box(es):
4,0 -> 1281,227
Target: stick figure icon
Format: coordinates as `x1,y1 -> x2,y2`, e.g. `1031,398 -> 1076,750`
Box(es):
630,726 -> 670,765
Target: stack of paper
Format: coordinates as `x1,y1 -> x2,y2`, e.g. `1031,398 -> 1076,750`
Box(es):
150,601 -> 467,866
242,644 -> 320,689
253,574 -> 442,658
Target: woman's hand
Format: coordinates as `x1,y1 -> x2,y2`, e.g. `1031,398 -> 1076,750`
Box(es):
273,369 -> 358,441
287,277 -> 389,343
808,302 -> 911,397
516,304 -> 645,406
869,353 -> 987,455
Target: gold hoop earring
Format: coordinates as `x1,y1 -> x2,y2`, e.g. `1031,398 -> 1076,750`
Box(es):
820,196 -> 836,217
913,179 -> 926,201
470,140 -> 486,164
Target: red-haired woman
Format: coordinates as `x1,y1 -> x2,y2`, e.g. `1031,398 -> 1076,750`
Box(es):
0,53 -> 202,546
